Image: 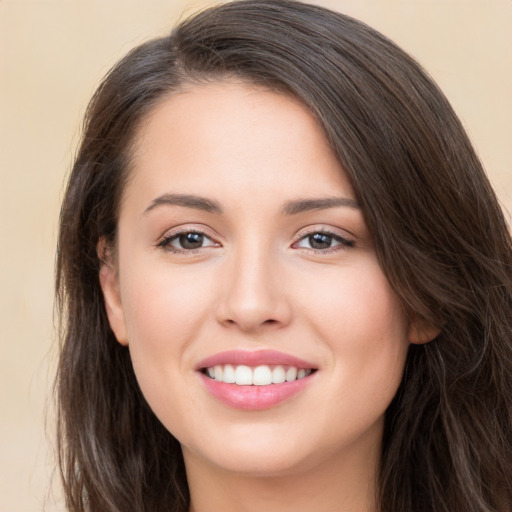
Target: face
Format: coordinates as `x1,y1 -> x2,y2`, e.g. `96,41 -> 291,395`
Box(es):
100,81 -> 416,478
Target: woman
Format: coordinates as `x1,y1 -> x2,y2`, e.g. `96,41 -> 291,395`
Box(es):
55,1 -> 512,511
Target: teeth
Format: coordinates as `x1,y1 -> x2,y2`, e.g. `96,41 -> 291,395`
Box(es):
205,364 -> 314,385
223,364 -> 236,383
285,366 -> 297,382
272,365 -> 286,384
253,365 -> 272,385
235,365 -> 253,385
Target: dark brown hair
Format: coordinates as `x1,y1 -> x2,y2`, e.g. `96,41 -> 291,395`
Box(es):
55,1 -> 512,510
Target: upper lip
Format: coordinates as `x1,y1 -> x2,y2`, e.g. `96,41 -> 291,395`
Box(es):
195,350 -> 317,370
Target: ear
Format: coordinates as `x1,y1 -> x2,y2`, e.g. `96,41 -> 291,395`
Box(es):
408,315 -> 441,345
97,237 -> 129,346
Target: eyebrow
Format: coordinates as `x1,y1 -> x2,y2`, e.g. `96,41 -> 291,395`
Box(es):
282,197 -> 359,215
144,193 -> 223,215
143,193 -> 359,216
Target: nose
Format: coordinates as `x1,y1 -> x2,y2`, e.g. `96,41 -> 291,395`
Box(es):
215,246 -> 292,332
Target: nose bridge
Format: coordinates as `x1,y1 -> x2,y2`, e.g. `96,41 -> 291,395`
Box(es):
216,236 -> 290,331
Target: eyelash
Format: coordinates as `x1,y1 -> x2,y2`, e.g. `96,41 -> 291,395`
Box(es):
157,228 -> 220,254
157,228 -> 355,254
292,229 -> 355,253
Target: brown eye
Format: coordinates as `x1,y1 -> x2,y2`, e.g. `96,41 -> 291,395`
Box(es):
293,230 -> 355,252
308,233 -> 333,250
178,232 -> 205,249
158,231 -> 219,252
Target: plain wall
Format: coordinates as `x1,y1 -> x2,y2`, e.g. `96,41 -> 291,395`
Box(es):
1,0 -> 510,510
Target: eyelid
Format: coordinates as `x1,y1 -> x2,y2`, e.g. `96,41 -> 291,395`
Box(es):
155,223 -> 355,254
156,224 -> 222,251
292,225 -> 355,251
294,224 -> 355,240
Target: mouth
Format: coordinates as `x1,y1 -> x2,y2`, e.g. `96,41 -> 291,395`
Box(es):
201,364 -> 316,385
196,350 -> 318,410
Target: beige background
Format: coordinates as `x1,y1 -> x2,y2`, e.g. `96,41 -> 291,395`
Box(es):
1,0 -> 511,510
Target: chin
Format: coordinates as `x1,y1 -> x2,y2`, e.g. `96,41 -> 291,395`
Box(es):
202,447 -> 312,477
182,423 -> 319,477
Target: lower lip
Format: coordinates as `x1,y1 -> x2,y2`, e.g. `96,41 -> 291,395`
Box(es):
199,373 -> 315,410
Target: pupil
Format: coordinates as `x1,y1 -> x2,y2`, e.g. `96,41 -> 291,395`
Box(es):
309,233 -> 332,249
180,233 -> 203,249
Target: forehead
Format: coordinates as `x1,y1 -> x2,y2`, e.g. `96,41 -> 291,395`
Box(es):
123,80 -> 354,213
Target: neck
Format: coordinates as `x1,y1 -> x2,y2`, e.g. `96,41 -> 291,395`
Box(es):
184,429 -> 380,512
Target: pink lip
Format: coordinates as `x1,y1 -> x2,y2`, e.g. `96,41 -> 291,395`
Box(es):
196,350 -> 318,410
195,349 -> 316,370
199,374 -> 315,410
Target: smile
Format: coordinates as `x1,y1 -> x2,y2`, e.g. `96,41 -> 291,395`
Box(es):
202,364 -> 314,385
196,350 -> 318,410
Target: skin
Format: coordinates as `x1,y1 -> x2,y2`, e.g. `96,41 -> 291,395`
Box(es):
99,81 -> 434,512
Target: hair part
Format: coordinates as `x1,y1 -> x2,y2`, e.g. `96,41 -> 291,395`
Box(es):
56,1 -> 512,511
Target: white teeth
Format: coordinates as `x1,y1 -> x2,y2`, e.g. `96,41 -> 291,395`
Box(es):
272,365 -> 286,384
235,365 -> 253,385
223,364 -> 236,383
253,365 -> 272,386
285,366 -> 297,382
204,364 -> 314,385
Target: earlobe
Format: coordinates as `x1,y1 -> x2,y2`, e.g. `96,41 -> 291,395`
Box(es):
408,316 -> 441,345
97,238 -> 129,346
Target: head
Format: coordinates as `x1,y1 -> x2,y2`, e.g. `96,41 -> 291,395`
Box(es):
56,1 -> 512,511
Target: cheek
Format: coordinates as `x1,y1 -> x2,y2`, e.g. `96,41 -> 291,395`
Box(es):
299,259 -> 409,391
303,259 -> 406,332
121,256 -> 212,344
117,257 -> 214,394
289,261 -> 409,452
118,262 -> 217,435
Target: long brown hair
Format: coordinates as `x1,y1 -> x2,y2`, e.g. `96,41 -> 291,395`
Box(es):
55,1 -> 512,510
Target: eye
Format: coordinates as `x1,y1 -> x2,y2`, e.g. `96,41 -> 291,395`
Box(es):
158,230 -> 219,252
293,230 -> 354,252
